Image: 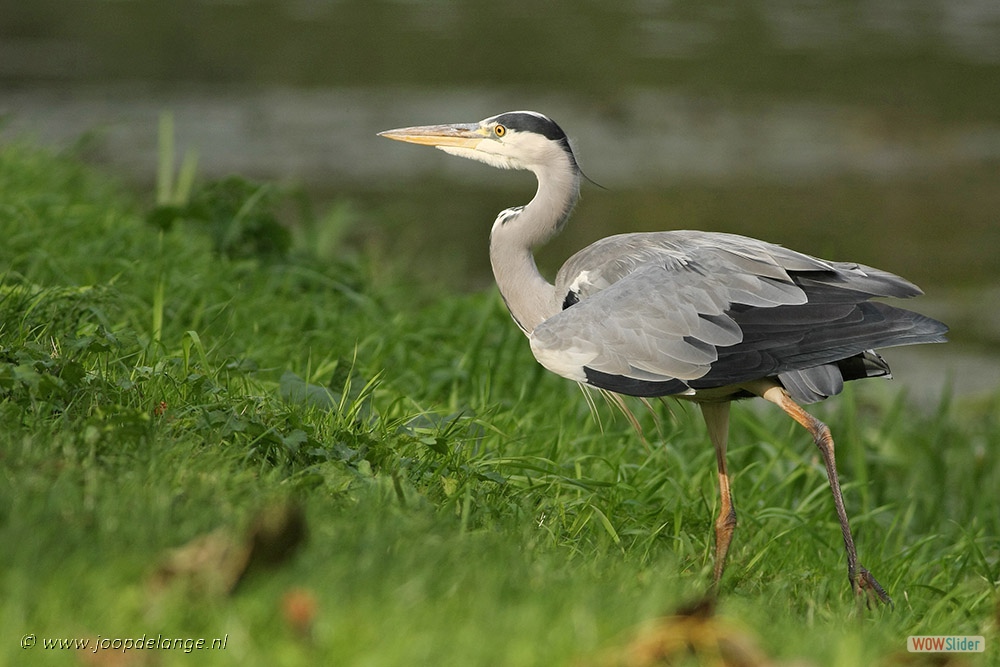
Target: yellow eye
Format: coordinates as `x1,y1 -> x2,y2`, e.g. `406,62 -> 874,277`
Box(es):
494,124 -> 506,137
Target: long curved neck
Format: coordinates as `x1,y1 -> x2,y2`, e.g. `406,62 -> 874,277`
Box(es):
489,158 -> 581,334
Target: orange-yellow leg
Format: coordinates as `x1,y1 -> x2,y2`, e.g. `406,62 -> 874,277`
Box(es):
700,402 -> 738,592
759,384 -> 893,607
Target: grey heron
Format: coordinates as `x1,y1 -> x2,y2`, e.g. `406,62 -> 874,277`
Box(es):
379,110 -> 947,605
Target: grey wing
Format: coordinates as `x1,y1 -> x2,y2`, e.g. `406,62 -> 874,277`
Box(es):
531,232 -> 817,384
530,231 -> 947,400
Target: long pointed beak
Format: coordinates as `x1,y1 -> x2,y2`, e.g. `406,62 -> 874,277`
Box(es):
378,123 -> 488,149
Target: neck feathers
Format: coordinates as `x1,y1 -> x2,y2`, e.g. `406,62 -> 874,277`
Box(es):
489,152 -> 581,333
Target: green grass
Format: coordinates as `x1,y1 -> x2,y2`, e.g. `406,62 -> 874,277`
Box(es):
1,141 -> 997,666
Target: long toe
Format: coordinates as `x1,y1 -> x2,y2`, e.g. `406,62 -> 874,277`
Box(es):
856,566 -> 894,609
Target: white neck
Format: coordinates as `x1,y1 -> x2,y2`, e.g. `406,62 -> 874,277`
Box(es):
489,156 -> 581,333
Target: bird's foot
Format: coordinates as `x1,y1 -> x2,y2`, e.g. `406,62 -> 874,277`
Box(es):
853,566 -> 894,609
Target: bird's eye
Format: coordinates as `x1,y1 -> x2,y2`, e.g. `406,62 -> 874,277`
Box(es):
494,124 -> 506,137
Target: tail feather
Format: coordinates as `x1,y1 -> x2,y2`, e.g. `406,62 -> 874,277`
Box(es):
779,350 -> 898,404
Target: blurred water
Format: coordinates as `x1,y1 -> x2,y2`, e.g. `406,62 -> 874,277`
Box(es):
6,84 -> 1000,188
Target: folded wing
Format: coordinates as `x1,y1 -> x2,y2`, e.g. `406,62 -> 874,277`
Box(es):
529,231 -> 947,403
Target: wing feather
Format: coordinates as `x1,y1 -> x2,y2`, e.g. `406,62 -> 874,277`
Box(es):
530,230 -> 947,395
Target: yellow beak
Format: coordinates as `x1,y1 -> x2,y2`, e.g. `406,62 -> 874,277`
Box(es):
378,123 -> 489,149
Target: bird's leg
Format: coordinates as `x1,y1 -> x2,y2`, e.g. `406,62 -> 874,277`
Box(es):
700,402 -> 737,593
759,385 -> 893,607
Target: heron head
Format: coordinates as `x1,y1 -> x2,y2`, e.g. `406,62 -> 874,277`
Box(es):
379,110 -> 579,174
